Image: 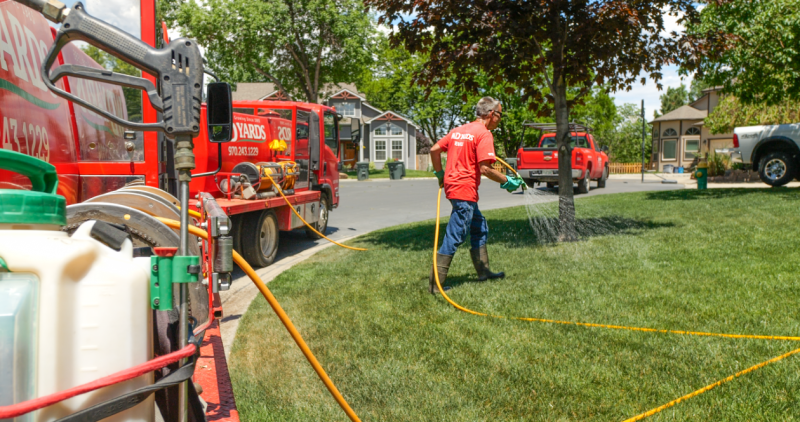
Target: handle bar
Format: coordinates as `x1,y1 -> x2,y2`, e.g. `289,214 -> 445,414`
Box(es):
18,0 -> 203,138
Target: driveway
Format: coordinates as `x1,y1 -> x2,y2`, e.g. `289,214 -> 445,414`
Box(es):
218,176 -> 684,356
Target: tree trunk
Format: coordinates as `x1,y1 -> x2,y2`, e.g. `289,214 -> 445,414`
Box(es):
553,76 -> 577,241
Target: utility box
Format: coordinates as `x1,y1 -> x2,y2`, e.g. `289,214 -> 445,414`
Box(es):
504,158 -> 517,176
388,162 -> 404,180
356,162 -> 370,181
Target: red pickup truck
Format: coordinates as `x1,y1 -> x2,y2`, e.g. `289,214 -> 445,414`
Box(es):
516,123 -> 609,193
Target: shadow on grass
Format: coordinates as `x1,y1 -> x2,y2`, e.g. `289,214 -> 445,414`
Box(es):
361,215 -> 675,251
644,187 -> 800,201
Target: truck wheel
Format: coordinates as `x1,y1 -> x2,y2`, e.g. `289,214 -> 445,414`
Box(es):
597,166 -> 608,188
577,170 -> 590,194
241,210 -> 279,267
546,182 -> 556,189
759,151 -> 796,187
305,195 -> 330,239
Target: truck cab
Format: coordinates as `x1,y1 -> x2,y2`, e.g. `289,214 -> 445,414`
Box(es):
516,122 -> 609,194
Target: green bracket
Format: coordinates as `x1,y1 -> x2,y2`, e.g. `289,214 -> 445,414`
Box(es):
150,255 -> 200,310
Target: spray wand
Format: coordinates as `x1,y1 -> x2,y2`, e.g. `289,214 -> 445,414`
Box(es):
495,157 -> 527,191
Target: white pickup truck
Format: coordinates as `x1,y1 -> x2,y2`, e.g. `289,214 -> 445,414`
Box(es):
723,123 -> 800,186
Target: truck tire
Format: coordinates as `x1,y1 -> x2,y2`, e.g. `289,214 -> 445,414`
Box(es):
597,165 -> 608,188
305,195 -> 330,239
229,214 -> 243,254
546,182 -> 556,189
577,170 -> 590,194
759,151 -> 796,187
241,210 -> 279,267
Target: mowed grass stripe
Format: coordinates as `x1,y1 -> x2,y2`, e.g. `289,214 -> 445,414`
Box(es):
231,188 -> 800,421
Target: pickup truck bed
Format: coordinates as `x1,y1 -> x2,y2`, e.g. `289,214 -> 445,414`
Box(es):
516,132 -> 609,194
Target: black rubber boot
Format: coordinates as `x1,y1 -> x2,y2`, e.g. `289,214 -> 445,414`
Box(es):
429,253 -> 453,294
470,246 -> 505,281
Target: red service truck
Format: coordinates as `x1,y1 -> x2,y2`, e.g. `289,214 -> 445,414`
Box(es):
516,122 -> 609,193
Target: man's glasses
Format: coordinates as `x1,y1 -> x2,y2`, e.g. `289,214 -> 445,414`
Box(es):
493,110 -> 503,118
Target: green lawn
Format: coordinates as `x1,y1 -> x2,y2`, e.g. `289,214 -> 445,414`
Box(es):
230,188 -> 800,421
344,168 -> 434,179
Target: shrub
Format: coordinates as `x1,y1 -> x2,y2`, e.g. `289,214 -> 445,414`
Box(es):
385,157 -> 396,164
368,161 -> 376,171
707,152 -> 730,177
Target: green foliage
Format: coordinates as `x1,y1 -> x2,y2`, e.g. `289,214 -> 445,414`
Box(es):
169,0 -> 376,102
654,84 -> 688,118
689,78 -> 712,103
707,152 -> 730,177
368,161 -> 376,171
684,0 -> 800,105
81,45 -> 143,122
705,95 -> 800,135
606,103 -> 652,163
358,41 -> 468,141
232,188 -> 800,421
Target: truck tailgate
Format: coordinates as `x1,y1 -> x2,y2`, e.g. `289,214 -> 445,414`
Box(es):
518,148 -> 558,170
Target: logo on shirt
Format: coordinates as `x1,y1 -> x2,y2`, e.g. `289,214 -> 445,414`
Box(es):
452,132 -> 475,141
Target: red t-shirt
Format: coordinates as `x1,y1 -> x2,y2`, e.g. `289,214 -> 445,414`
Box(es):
436,121 -> 497,202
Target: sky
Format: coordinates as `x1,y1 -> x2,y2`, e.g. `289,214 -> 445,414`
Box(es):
612,11 -> 695,120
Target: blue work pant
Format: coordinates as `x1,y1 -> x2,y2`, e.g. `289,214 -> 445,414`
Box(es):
438,199 -> 488,256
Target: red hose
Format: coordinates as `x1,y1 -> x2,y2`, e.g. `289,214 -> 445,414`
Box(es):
0,344 -> 196,419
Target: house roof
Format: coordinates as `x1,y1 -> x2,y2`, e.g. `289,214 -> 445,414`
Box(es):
366,111 -> 419,128
232,82 -> 280,101
649,105 -> 708,123
231,82 -> 366,102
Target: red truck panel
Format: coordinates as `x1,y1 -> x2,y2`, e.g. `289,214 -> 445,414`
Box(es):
0,0 -> 78,202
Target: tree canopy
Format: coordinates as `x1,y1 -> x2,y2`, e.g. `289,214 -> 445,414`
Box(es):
366,0 -> 698,240
168,0 -> 376,103
684,0 -> 800,105
82,45 -> 143,122
705,96 -> 800,134
655,84 -> 688,117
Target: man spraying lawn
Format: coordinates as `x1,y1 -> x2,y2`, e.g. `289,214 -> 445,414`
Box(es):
429,96 -> 524,294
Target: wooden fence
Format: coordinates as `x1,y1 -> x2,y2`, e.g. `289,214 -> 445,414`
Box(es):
609,163 -> 647,174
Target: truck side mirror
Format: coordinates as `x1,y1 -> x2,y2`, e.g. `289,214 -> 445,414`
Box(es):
601,145 -> 609,153
207,82 -> 233,143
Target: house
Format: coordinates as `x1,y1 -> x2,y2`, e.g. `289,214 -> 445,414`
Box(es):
649,87 -> 734,171
232,82 -> 420,170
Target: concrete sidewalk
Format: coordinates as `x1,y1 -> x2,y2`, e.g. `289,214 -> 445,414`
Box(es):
609,173 -> 800,189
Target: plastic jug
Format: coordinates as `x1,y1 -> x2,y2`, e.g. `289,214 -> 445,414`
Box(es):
0,150 -> 154,422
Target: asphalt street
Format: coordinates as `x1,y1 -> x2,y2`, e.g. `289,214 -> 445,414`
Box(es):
279,176 -> 684,256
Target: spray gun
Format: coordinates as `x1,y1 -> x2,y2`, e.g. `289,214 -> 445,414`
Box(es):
13,1 -> 212,420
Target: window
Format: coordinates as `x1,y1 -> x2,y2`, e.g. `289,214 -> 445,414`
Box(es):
374,123 -> 401,136
539,135 -> 589,148
324,112 -> 339,157
684,139 -> 700,160
391,140 -> 403,160
662,139 -> 677,160
652,126 -> 659,138
233,107 -> 254,115
663,128 -> 678,137
375,140 -> 386,160
257,108 -> 292,120
337,102 -> 356,117
685,127 -> 701,135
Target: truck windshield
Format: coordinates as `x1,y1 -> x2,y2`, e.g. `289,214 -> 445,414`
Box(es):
540,136 -> 589,149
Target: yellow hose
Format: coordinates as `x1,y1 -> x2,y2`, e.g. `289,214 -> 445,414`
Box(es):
431,188 -> 800,421
155,217 -> 362,422
266,173 -> 366,251
494,157 -> 526,190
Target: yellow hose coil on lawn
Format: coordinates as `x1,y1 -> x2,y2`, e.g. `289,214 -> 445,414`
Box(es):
156,217 -> 361,422
431,187 -> 800,421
